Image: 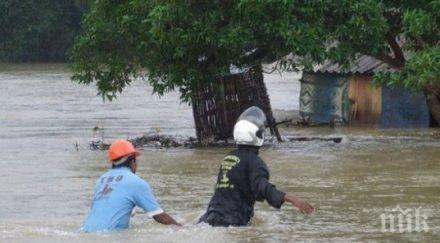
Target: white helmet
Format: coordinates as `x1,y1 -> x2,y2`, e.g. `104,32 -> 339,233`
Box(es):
233,106 -> 267,147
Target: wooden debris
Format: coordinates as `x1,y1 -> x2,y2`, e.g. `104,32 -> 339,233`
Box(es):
89,134 -> 199,150
288,136 -> 343,143
88,134 -> 343,151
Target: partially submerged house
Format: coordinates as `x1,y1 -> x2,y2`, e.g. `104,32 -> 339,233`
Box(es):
299,56 -> 430,127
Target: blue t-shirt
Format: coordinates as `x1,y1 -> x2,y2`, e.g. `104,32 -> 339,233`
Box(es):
82,167 -> 163,232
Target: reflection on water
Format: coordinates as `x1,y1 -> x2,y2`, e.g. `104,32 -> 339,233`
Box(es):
0,64 -> 439,242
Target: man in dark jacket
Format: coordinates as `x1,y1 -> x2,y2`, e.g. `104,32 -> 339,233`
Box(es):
199,106 -> 314,226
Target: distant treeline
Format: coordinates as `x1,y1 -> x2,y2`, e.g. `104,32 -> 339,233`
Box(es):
0,0 -> 88,62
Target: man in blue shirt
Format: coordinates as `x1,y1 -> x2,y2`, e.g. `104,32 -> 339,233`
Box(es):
83,139 -> 181,232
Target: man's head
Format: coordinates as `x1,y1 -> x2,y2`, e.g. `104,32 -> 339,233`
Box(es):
233,106 -> 267,147
108,139 -> 140,173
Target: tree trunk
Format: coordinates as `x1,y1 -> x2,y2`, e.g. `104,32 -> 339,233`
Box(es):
424,85 -> 440,126
191,67 -> 281,146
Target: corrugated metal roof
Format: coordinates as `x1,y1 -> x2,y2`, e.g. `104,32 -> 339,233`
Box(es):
313,55 -> 397,74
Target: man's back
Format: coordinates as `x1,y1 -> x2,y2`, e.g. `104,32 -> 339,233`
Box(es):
200,145 -> 285,226
83,167 -> 162,232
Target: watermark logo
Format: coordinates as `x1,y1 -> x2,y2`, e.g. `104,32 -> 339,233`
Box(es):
380,205 -> 429,233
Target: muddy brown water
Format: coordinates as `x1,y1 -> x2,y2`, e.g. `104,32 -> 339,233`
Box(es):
0,64 -> 439,242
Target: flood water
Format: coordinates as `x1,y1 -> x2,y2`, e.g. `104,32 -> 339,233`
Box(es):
0,64 -> 439,242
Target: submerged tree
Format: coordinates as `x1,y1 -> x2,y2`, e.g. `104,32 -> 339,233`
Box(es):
70,0 -> 328,101
71,0 -> 439,124
70,0 -> 330,143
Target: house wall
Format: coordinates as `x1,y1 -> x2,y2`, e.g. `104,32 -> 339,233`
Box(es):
380,86 -> 430,127
299,72 -> 430,127
348,74 -> 382,126
299,73 -> 349,124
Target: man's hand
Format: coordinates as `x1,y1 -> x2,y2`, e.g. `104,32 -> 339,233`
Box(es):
153,212 -> 182,226
284,193 -> 315,214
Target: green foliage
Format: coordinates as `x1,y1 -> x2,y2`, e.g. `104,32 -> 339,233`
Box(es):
0,0 -> 88,62
71,0 -> 151,100
70,0 -> 439,102
71,0 -> 330,101
322,0 -> 390,67
373,0 -> 440,91
376,46 -> 440,91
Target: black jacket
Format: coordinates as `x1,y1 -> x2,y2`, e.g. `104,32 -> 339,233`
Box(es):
199,145 -> 286,226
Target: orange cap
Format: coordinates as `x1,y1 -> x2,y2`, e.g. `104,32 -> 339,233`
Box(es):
108,139 -> 140,162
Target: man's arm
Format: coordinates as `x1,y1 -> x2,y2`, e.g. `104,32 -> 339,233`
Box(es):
283,192 -> 314,214
249,163 -> 286,208
153,212 -> 182,226
249,158 -> 314,213
133,180 -> 182,226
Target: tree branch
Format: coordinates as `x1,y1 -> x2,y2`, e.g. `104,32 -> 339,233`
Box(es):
374,52 -> 404,70
386,33 -> 405,65
424,85 -> 440,125
414,36 -> 426,50
369,33 -> 406,70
